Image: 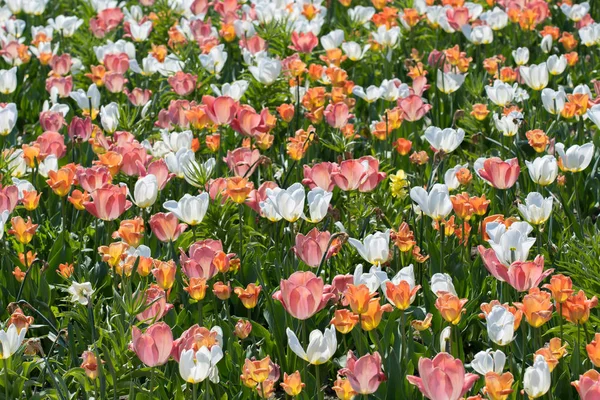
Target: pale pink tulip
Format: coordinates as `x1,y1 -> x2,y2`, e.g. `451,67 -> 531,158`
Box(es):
203,95 -> 238,125
168,71 -> 197,96
0,185 -> 18,214
478,157 -> 520,189
293,228 -> 337,268
224,147 -> 261,177
131,322 -> 173,367
302,162 -> 337,192
341,351 -> 386,395
149,212 -> 188,242
272,271 -> 335,320
398,95 -> 432,122
180,239 -> 234,279
246,181 -> 278,213
136,285 -> 173,322
289,31 -> 319,53
324,103 -> 353,129
83,184 -> 132,221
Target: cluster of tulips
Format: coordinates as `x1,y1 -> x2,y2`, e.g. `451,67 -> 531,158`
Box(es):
0,0 -> 600,399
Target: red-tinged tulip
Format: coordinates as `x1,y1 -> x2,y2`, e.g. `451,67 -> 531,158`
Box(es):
302,162 -> 336,192
572,370 -> 600,400
272,271 -> 335,320
324,102 -> 353,129
149,212 -> 188,242
543,274 -> 574,304
171,324 -> 222,362
514,288 -> 553,328
293,228 -> 339,268
330,309 -> 359,334
478,157 -> 520,189
234,283 -> 262,309
407,352 -> 479,400
125,88 -> 152,107
130,322 -> 173,367
341,351 -> 386,395
234,319 -> 252,339
46,167 -> 75,197
81,350 -> 99,380
398,94 -> 432,122
224,147 -> 261,177
8,216 -> 38,244
0,185 -> 18,214
83,184 -> 132,221
168,71 -> 197,96
103,53 -> 129,74
561,290 -> 598,324
35,131 -> 66,159
180,239 -> 232,280
331,158 -> 366,191
231,106 -> 264,137
152,260 -> 177,290
39,110 -> 65,132
478,247 -> 554,292
202,95 -> 238,125
289,31 -> 318,53
136,285 -> 173,322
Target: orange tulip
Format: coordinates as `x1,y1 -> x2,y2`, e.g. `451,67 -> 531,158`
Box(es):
535,337 -> 567,372
81,350 -> 99,380
152,260 -> 177,290
471,103 -> 490,120
46,167 -> 75,197
514,288 -> 553,328
483,372 -> 514,400
385,281 -> 420,310
94,151 -> 123,176
561,290 -> 598,324
234,283 -> 262,309
450,193 -> 475,220
543,274 -> 573,304
330,309 -> 359,334
226,177 -> 254,204
586,333 -> 600,367
21,190 -> 41,211
98,242 -> 129,268
360,298 -> 393,331
345,284 -> 375,315
57,263 -> 74,279
68,189 -> 90,210
391,222 -> 416,252
332,376 -> 358,400
234,319 -> 252,339
280,371 -> 305,396
411,313 -> 433,331
112,217 -> 145,247
8,307 -> 33,333
213,281 -> 232,300
240,356 -> 271,387
8,216 -> 38,244
435,293 -> 468,325
12,267 -> 25,282
184,277 -> 208,301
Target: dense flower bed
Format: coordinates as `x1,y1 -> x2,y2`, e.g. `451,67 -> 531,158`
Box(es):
0,0 -> 599,399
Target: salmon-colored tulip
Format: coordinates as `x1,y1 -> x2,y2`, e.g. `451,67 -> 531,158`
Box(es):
180,239 -> 231,280
8,216 -> 38,244
112,217 -> 144,247
385,280 -> 421,310
293,228 -> 340,268
235,283 -> 262,309
587,333 -> 600,367
203,95 -> 238,125
152,260 -> 176,290
0,185 -> 18,214
149,212 -> 188,243
280,370 -> 305,396
572,369 -> 600,400
543,274 -> 573,304
561,290 -> 598,324
398,94 -> 432,122
224,147 -> 261,177
330,309 -> 359,334
478,157 -> 520,189
302,162 -> 336,192
212,281 -> 232,300
83,184 -> 132,221
76,166 -> 112,193
136,285 -> 173,322
234,319 -> 252,339
131,322 -> 173,367
46,167 -> 75,197
81,350 -> 99,380
272,271 -> 335,320
483,371 -> 513,400
435,292 -> 468,325
514,288 -> 553,328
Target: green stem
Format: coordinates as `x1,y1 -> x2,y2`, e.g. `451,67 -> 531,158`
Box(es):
315,364 -> 323,400
439,223 -> 445,274
559,303 -> 564,344
192,382 -> 197,400
4,358 -> 9,399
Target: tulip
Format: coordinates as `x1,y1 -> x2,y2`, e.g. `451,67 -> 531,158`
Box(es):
518,192 -> 553,225
478,157 -> 520,189
561,290 -> 598,324
586,333 -> 600,367
485,80 -> 515,107
84,185 -> 132,221
263,183 -> 305,223
286,325 -> 337,365
436,292 -> 468,325
149,212 -> 187,242
345,284 -> 375,314
484,371 -> 514,400
520,63 -> 549,91
353,264 -> 389,294
587,104 -> 600,129
234,283 -> 262,309
561,2 -> 590,21
512,47 -> 529,65
324,102 -> 352,129
293,228 -> 338,268
179,346 -> 223,384
305,188 -> 332,223
410,184 -> 453,221
199,44 -> 227,76
240,356 -> 271,388
341,351 -> 386,395
384,265 -> 420,310
470,349 -> 506,375
360,299 -> 393,331
163,193 -> 209,226
0,103 -> 17,135
81,350 -> 99,380
248,57 -> 281,85
547,54 -> 567,75
100,102 -> 119,133
8,216 -> 38,244
352,85 -> 383,103
133,174 -> 158,208
348,230 -> 390,266
572,369 -> 600,400
493,112 -> 522,137
302,162 -> 336,192
224,147 -> 261,178
431,273 -> 457,296
272,271 -> 335,320
523,355 -> 551,398
514,288 -> 553,328
67,282 -> 94,306
330,309 -> 359,334
0,324 -> 27,359
525,155 -> 558,186
280,371 -> 305,396
407,352 -> 479,400
46,167 -> 75,197
541,88 -> 566,115
131,322 -> 173,367
331,156 -> 386,192
555,142 -> 594,172
479,248 -> 553,292
486,221 -> 535,266
332,376 -> 358,400
486,306 -> 515,346
0,67 -> 17,94
437,70 -> 466,94
424,126 -> 465,153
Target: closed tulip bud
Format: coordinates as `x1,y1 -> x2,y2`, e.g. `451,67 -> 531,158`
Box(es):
280,371 -> 304,396
81,350 -> 99,380
341,351 -> 386,395
518,192 -> 553,225
212,281 -> 232,300
185,277 -> 208,301
130,322 -> 173,367
21,190 -> 41,211
234,320 -> 252,339
524,355 -> 551,398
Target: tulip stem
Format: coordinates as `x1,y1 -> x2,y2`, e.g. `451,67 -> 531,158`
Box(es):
559,303 -> 563,344
439,222 -> 445,274
4,358 -> 9,399
315,364 -> 323,400
149,367 -> 155,394
192,382 -> 197,399
238,204 -> 244,271
400,311 -> 406,366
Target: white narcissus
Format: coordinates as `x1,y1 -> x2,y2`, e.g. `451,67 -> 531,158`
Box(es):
525,155 -> 558,186
424,127 -> 465,153
286,326 -> 337,365
470,349 -> 506,375
486,306 -> 515,346
524,355 -> 551,398
555,142 -> 594,172
134,174 -> 158,208
264,183 -> 305,223
410,184 -> 453,221
348,230 -> 391,266
0,324 -> 27,359
179,346 -> 223,384
518,192 -> 553,226
163,193 -> 210,226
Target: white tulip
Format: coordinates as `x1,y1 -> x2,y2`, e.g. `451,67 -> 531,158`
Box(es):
11,178 -> 34,199
444,164 -> 468,191
555,142 -> 594,172
371,25 -> 400,48
353,264 -> 388,294
546,55 -> 567,76
520,63 -> 548,90
424,127 -> 465,153
163,193 -> 210,226
305,188 -> 332,223
578,23 -> 600,47
69,84 -> 101,118
348,6 -> 375,25
352,85 -> 383,103
540,35 -> 553,53
493,111 -> 522,137
0,103 -> 17,136
199,44 -> 227,76
342,42 -> 370,62
525,155 -> 558,186
463,24 -> 493,44
129,20 -> 153,42
541,88 -> 566,115
0,324 -> 27,359
440,326 -> 452,352
512,47 -> 529,66
0,210 -> 9,240
320,29 -> 345,50
264,183 -> 305,223
470,349 -> 506,375
480,7 -> 508,30
518,192 -> 553,226
524,355 -> 551,399
561,2 -> 590,22
437,70 -> 466,94
67,282 -> 94,306
134,174 -> 158,208
348,230 -> 390,266
485,80 -> 515,107
210,80 -> 248,102
0,67 -> 17,94
160,130 -> 193,153
100,102 -> 120,133
410,184 -> 453,221
430,273 -> 457,296
248,57 -> 281,85
286,326 -> 337,365
486,306 -> 515,346
587,104 -> 600,129
179,346 -> 223,384
48,15 -> 84,37
164,148 -> 195,178
486,221 -> 535,265
259,189 -> 283,222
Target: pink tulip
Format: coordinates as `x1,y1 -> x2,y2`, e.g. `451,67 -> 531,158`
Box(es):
573,370 -> 600,400
478,246 -> 554,292
206,178 -> 229,202
39,110 -> 65,132
272,271 -> 335,320
138,159 -> 173,190
171,324 -> 221,362
231,106 -> 264,137
224,147 -> 261,177
77,166 -> 112,193
398,95 -> 432,122
68,116 -> 92,142
341,351 -> 386,395
150,212 -> 188,242
125,88 -> 152,107
45,76 -> 73,97
358,156 -> 387,192
131,322 -> 173,367
136,285 -> 173,322
167,99 -> 191,128
478,157 -> 520,189
180,239 -> 233,279
104,72 -> 128,93
331,274 -> 354,305
49,54 -> 72,76
246,181 -> 278,213
407,352 -> 479,400
168,71 -> 197,96
289,31 -> 319,53
446,7 -> 470,30
35,131 -> 67,159
293,228 -> 337,268
302,162 -> 337,192
324,103 -> 353,129
103,53 -> 129,74
411,76 -> 430,97
203,95 -> 238,125
114,141 -> 152,176
332,159 -> 368,191
83,184 -> 132,221
0,185 -> 18,214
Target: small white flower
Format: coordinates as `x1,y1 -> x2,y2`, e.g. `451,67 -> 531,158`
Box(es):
67,282 -> 94,306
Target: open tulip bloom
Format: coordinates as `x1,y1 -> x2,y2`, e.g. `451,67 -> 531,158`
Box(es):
1,1 -> 600,399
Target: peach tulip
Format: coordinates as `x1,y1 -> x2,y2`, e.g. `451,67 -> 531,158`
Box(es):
398,94 -> 432,122
514,288 -> 553,328
130,322 -> 173,367
289,31 -> 318,53
407,352 -> 479,400
572,370 -> 600,400
224,147 -> 261,177
136,285 -> 173,322
561,290 -> 598,324
302,162 -> 336,192
149,212 -> 188,242
83,184 -> 132,221
272,271 -> 335,320
586,333 -> 600,367
203,95 -> 238,125
180,239 -> 232,280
